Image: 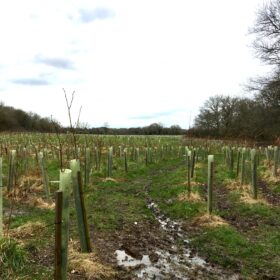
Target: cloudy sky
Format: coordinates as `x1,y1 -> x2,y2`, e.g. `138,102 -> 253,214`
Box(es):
0,0 -> 271,128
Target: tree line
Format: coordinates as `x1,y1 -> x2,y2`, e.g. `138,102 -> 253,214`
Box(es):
0,102 -> 59,132
0,102 -> 186,135
189,90 -> 280,141
80,123 -> 186,135
190,0 -> 280,142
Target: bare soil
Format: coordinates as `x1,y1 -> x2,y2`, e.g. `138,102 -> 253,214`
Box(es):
215,184 -> 260,232
259,180 -> 280,205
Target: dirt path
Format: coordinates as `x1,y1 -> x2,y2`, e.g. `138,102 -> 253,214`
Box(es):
91,163 -> 240,279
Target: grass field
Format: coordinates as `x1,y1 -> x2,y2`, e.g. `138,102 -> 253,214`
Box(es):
0,134 -> 279,279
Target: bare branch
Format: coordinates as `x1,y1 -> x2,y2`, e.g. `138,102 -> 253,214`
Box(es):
50,115 -> 64,171
69,91 -> 75,108
251,0 -> 280,65
63,88 -> 79,159
75,106 -> 83,128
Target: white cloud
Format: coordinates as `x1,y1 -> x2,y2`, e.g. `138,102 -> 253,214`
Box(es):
0,0 -> 271,128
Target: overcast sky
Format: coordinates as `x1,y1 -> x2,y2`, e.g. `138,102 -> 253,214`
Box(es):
0,0 -> 271,128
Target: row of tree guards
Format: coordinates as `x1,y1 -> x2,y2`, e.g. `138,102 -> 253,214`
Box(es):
185,150 -> 215,214
0,143 -> 279,217
189,145 -> 279,215
0,156 -> 91,279
0,141 -> 279,279
0,144 -> 178,237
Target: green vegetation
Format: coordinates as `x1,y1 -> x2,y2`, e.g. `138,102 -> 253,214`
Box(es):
0,237 -> 26,277
0,134 -> 279,279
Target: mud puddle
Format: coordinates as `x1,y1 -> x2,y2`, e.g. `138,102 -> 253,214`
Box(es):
115,190 -> 239,279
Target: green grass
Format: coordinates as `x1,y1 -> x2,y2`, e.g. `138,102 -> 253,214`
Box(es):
192,226 -> 252,268
1,203 -> 55,279
0,237 -> 26,274
86,170 -> 154,230
145,149 -> 280,279
9,206 -> 54,229
1,136 -> 280,279
46,159 -> 60,181
192,224 -> 280,278
0,236 -> 52,280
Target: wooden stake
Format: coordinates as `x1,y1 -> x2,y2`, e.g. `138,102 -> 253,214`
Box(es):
207,155 -> 214,214
55,191 -> 63,280
59,169 -> 72,280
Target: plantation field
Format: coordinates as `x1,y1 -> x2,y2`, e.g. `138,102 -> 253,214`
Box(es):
0,133 -> 280,279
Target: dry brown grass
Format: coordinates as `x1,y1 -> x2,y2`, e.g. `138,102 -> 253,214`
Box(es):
182,181 -> 204,188
191,214 -> 229,228
260,167 -> 280,184
178,191 -> 203,202
9,175 -> 43,199
195,162 -> 204,169
223,178 -> 240,191
225,179 -> 271,206
29,197 -> 55,209
101,177 -> 127,183
102,177 -> 119,183
5,175 -> 55,210
263,159 -> 273,168
20,175 -> 41,186
69,241 -> 115,279
239,189 -> 270,206
10,221 -> 45,239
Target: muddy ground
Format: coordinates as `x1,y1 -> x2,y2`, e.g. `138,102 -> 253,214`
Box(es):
259,180 -> 280,206
89,184 -> 240,280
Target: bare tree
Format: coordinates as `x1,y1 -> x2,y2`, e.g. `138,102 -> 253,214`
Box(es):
63,88 -> 82,159
251,0 -> 280,66
51,116 -> 64,171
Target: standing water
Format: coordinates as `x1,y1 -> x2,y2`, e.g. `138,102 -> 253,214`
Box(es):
115,193 -> 239,279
